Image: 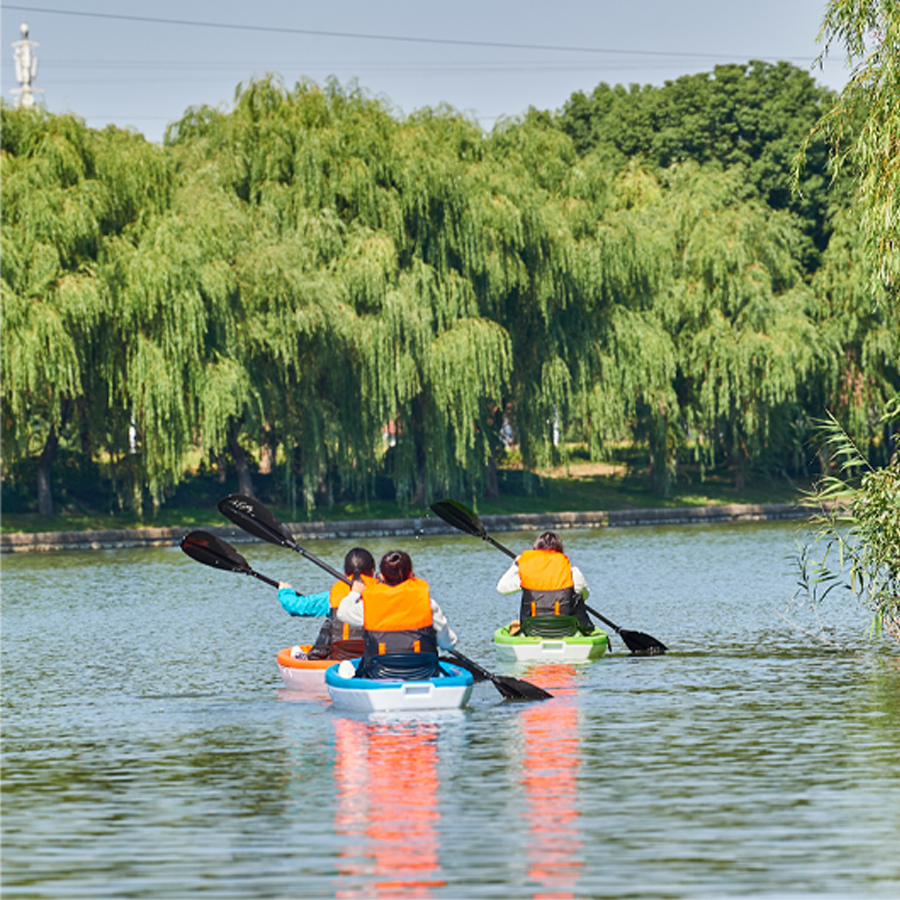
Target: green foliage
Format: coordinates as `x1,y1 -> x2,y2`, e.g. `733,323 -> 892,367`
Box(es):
1,107 -> 175,509
805,208 -> 899,460
796,405 -> 900,646
802,1 -> 900,293
2,56 -> 897,520
557,61 -> 843,266
785,2 -> 900,650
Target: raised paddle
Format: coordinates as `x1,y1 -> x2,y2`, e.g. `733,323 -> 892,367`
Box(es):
217,494 -> 551,701
217,494 -> 347,582
180,530 -> 280,588
429,499 -> 669,655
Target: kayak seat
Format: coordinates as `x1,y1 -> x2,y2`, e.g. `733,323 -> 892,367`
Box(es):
331,639 -> 365,660
357,652 -> 444,681
521,615 -> 581,638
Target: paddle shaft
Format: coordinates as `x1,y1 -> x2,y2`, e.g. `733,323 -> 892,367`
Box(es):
244,569 -> 280,589
290,543 -> 347,585
446,648 -> 492,680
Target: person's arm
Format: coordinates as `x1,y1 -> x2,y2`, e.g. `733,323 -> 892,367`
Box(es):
430,598 -> 458,649
277,582 -> 331,617
336,590 -> 365,627
571,566 -> 590,601
495,561 -> 522,594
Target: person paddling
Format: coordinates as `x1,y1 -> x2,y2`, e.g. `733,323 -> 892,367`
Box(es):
336,549 -> 458,679
496,531 -> 595,636
279,546 -> 376,660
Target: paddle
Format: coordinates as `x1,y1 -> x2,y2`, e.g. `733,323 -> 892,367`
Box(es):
429,499 -> 669,655
180,530 -> 280,588
217,494 -> 551,701
217,494 -> 347,582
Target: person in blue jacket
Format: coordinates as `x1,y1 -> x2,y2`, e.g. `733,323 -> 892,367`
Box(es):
278,547 -> 375,659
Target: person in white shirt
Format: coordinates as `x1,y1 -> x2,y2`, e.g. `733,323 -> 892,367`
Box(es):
337,549 -> 458,678
496,531 -> 594,634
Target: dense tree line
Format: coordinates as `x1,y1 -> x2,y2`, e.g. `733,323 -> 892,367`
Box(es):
2,59 -> 897,517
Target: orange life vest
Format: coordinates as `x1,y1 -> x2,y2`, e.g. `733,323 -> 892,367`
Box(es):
517,549 -> 579,619
327,574 -> 376,642
361,577 -> 437,658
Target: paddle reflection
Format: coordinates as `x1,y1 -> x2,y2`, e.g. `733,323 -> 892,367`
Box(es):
519,664 -> 584,900
333,716 -> 445,898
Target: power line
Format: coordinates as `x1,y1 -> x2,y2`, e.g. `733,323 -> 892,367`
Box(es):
3,4 -> 803,61
25,56 -> 827,72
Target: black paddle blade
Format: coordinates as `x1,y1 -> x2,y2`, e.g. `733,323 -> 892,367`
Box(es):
619,630 -> 668,655
429,500 -> 486,538
217,494 -> 296,548
181,530 -> 250,573
447,648 -> 551,701
491,674 -> 553,702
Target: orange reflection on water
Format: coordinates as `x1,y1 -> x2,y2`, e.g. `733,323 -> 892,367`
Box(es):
333,716 -> 445,899
520,664 -> 584,900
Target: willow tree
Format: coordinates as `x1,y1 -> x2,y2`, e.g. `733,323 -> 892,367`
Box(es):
789,0 -> 900,647
802,0 -> 900,297
1,107 -> 172,513
165,78 -> 513,509
656,164 -> 822,488
98,161 -> 249,509
806,208 -> 900,461
571,162 -> 677,492
467,120 -> 660,478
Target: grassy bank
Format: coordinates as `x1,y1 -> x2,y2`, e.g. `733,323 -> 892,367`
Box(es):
1,461 -> 810,535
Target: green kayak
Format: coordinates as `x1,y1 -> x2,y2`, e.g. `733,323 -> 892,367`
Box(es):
493,625 -> 609,662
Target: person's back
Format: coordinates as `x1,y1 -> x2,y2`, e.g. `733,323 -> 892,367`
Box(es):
497,531 -> 594,635
337,550 -> 458,679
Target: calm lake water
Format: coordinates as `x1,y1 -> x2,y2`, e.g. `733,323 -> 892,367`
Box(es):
2,519 -> 899,899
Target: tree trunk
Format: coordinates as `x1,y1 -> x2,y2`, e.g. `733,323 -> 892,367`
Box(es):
259,442 -> 276,475
732,443 -> 747,490
229,435 -> 255,498
649,405 -> 671,496
37,424 -> 59,516
484,455 -> 501,500
410,397 -> 428,505
259,420 -> 276,474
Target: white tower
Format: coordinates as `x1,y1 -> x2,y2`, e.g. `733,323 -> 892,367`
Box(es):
10,22 -> 44,108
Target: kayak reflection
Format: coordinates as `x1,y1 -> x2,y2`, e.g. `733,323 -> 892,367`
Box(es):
519,664 -> 584,900
333,716 -> 445,899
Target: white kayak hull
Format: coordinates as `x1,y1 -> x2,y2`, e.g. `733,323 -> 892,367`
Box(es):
277,646 -> 338,690
493,626 -> 609,662
325,659 -> 474,712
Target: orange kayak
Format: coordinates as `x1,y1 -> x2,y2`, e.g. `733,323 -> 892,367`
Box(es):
276,646 -> 337,690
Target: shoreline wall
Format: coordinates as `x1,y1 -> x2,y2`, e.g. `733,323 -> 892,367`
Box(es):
0,502 -> 818,553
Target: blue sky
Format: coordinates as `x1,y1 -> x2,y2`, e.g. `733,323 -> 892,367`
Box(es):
2,1 -> 850,144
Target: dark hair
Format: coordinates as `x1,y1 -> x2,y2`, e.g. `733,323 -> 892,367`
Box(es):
344,547 -> 375,577
533,531 -> 564,553
379,550 -> 413,586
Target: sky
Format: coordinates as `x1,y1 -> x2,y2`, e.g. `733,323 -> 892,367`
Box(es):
2,1 -> 852,145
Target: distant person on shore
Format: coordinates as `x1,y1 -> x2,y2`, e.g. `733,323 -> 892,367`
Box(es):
496,531 -> 594,635
279,547 -> 377,660
336,549 -> 458,679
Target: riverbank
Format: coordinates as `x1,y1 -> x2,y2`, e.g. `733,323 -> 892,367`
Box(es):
0,501 -> 817,553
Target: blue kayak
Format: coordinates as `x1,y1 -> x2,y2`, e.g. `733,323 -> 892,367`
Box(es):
325,659 -> 474,712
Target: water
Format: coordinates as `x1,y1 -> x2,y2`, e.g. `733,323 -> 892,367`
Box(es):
2,520 -> 899,899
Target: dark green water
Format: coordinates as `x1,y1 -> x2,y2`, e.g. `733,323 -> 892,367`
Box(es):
3,520 -> 899,898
